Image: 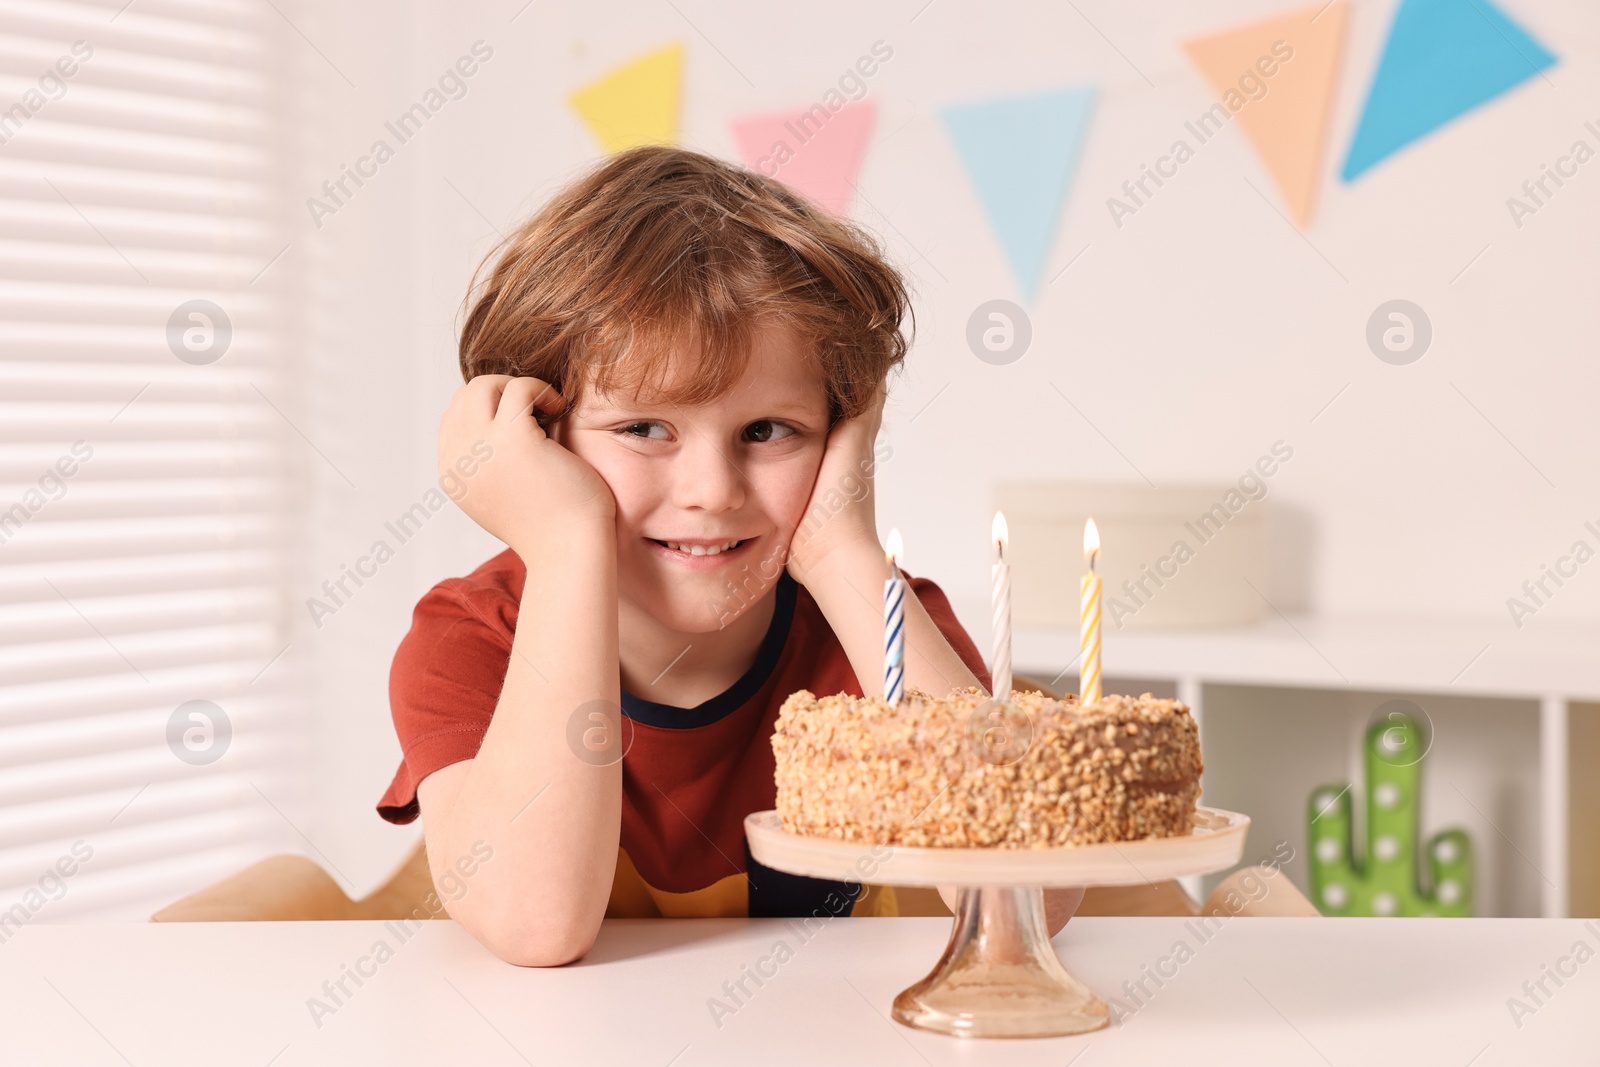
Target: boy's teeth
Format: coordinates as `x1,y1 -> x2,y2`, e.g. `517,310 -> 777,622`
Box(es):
666,539 -> 741,556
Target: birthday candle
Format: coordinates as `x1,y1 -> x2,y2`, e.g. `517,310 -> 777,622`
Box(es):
884,528 -> 906,705
991,511 -> 1012,704
1080,518 -> 1102,705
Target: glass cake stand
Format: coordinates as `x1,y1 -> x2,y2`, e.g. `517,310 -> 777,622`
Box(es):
744,806 -> 1250,1039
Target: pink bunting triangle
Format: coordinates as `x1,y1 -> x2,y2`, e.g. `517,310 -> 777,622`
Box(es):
730,102 -> 876,216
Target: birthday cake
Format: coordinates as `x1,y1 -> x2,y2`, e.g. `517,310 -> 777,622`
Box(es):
771,687 -> 1202,849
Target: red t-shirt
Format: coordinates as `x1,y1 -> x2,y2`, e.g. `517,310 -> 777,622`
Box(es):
378,548 -> 991,919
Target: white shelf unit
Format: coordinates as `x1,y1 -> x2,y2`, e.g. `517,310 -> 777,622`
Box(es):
966,607 -> 1600,919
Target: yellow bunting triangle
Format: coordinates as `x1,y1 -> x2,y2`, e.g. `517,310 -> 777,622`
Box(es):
1183,3 -> 1347,225
570,43 -> 683,154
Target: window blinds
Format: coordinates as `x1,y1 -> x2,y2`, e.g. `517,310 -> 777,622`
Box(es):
0,0 -> 299,923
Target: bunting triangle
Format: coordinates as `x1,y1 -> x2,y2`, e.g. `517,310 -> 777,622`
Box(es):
570,43 -> 684,155
729,102 -> 876,216
941,86 -> 1096,302
1342,0 -> 1556,180
1184,2 -> 1347,225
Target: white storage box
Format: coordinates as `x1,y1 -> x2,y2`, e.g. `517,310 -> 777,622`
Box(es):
995,482 -> 1270,631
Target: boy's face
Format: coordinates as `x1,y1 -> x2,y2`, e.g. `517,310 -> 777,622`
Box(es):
558,321 -> 831,633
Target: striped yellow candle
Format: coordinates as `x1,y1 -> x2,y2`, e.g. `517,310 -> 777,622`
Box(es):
1080,518 -> 1102,705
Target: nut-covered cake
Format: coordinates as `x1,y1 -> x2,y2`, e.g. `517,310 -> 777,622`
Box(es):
771,687 -> 1202,849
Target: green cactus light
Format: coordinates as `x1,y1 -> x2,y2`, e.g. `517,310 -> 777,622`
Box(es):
1307,704 -> 1474,917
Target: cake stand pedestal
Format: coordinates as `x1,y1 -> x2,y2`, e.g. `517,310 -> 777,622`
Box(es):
744,806 -> 1250,1039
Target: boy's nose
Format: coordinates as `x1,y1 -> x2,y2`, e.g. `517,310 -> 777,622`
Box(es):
670,436 -> 746,513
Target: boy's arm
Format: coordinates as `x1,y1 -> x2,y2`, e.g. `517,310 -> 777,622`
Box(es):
807,549 -> 1080,935
784,384 -> 982,699
789,386 -> 1081,934
416,376 -> 622,967
803,544 -> 981,700
416,518 -> 619,966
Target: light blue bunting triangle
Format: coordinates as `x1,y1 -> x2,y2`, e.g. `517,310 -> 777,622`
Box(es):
1342,0 -> 1557,181
942,86 -> 1096,302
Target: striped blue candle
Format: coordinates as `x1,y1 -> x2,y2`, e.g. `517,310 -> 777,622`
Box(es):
884,575 -> 906,704
884,529 -> 906,704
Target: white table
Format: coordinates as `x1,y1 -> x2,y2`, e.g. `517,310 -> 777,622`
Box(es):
0,917 -> 1592,1064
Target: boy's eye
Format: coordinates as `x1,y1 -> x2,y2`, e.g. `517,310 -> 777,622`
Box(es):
744,419 -> 795,443
618,421 -> 669,440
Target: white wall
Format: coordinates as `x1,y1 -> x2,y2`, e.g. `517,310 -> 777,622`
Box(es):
276,0 -> 1600,888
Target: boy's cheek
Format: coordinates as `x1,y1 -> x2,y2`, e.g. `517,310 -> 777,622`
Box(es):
561,429 -> 627,493
776,451 -> 829,522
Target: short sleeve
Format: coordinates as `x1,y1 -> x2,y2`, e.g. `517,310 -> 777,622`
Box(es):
376,577 -> 518,824
905,574 -> 994,695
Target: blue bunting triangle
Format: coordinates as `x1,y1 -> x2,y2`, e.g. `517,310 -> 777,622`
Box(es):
942,86 -> 1096,302
1342,0 -> 1556,181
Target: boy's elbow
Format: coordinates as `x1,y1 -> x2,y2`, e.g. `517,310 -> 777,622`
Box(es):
475,914 -> 600,968
501,932 -> 596,968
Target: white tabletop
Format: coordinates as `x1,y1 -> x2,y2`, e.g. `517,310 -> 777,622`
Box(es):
0,916 -> 1591,1065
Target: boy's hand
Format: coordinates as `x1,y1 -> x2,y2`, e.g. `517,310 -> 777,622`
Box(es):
785,383 -> 887,588
439,375 -> 615,551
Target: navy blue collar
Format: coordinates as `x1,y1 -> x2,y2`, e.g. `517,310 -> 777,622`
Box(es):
620,569 -> 798,729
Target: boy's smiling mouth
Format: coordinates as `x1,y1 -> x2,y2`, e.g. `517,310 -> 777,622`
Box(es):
646,536 -> 756,568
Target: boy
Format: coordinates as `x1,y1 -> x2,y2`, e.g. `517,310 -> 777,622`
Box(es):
376,146 -> 1081,966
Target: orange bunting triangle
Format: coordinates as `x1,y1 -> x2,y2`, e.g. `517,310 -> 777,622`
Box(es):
1183,2 -> 1347,225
